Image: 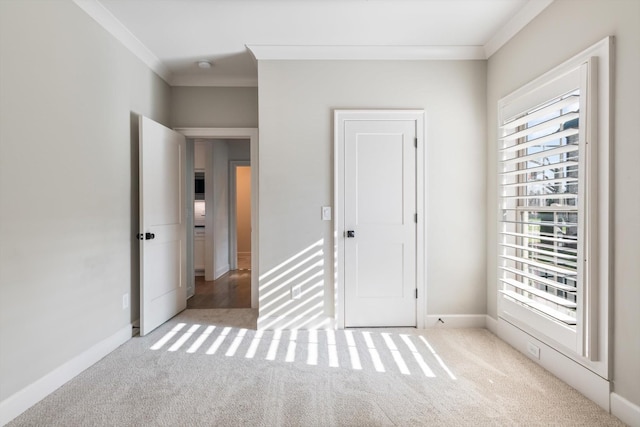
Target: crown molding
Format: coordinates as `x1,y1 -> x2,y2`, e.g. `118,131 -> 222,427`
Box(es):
247,45 -> 487,61
73,0 -> 173,84
74,0 -> 553,87
484,0 -> 554,58
171,74 -> 258,88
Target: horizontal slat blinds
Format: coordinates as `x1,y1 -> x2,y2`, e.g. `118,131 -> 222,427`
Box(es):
501,112 -> 580,142
501,129 -> 579,154
500,243 -> 577,261
500,279 -> 577,309
500,266 -> 577,293
500,290 -> 577,325
499,81 -> 583,329
502,144 -> 579,167
500,230 -> 578,245
501,95 -> 579,130
497,40 -> 612,364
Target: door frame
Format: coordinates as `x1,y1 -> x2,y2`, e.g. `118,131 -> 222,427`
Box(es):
229,160 -> 251,270
175,127 -> 259,309
334,110 -> 426,329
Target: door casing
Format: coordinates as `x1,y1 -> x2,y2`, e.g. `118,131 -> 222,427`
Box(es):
334,110 -> 426,329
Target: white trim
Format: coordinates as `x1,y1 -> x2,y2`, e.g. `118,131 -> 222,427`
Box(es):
185,140 -> 195,298
73,0 -> 551,87
204,142 -> 215,281
72,0 -> 172,84
484,0 -> 554,58
334,110 -> 426,329
610,393 -> 640,427
497,318 -> 611,411
229,161 -> 251,270
424,315 -> 488,329
248,45 -> 486,61
0,325 -> 131,426
257,315 -> 336,331
498,38 -> 612,113
177,128 -> 258,140
496,37 -> 612,379
486,315 -> 498,334
214,263 -> 231,280
416,111 -> 427,331
172,74 -> 258,88
175,128 -> 259,309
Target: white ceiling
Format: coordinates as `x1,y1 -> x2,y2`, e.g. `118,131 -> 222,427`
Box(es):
76,0 -> 553,87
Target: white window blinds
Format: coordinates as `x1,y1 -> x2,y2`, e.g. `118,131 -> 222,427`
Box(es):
496,37 -> 612,376
498,63 -> 591,352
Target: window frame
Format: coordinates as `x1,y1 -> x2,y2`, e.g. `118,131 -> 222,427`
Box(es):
496,37 -> 612,377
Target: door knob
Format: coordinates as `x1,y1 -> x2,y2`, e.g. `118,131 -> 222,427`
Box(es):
346,230 -> 355,238
145,232 -> 155,240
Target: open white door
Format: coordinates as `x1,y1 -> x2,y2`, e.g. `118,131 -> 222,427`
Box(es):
139,116 -> 186,336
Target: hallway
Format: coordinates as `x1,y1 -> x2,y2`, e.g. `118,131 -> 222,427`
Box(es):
188,270 -> 251,309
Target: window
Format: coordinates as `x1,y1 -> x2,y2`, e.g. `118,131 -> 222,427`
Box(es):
497,37 -> 611,363
500,91 -> 581,314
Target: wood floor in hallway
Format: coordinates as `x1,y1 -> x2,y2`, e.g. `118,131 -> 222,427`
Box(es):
188,270 -> 251,309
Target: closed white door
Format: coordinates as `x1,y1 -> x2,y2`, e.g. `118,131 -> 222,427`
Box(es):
139,116 -> 186,336
344,119 -> 417,327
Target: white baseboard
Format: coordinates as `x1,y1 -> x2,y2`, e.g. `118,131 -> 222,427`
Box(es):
497,318 -> 610,411
214,263 -> 230,280
257,315 -> 335,330
611,392 -> 640,427
424,314 -> 488,328
485,315 -> 498,334
0,324 -> 131,426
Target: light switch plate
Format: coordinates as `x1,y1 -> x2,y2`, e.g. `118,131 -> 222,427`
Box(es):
321,206 -> 332,221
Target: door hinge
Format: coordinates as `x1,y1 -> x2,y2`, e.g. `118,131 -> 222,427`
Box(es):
414,137 -> 418,148
414,213 -> 418,223
415,289 -> 418,299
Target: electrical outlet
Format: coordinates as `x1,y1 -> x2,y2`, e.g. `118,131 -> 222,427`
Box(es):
527,342 -> 540,359
122,293 -> 130,310
291,285 -> 302,300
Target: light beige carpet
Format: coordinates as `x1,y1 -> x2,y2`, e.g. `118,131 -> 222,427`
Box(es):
8,309 -> 624,426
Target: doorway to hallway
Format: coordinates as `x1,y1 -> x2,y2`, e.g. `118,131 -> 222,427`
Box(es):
176,127 -> 259,309
190,140 -> 252,309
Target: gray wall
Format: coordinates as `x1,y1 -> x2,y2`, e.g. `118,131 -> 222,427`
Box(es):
228,139 -> 250,160
0,0 -> 171,400
486,0 -> 640,408
257,60 -> 487,325
171,87 -> 258,128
